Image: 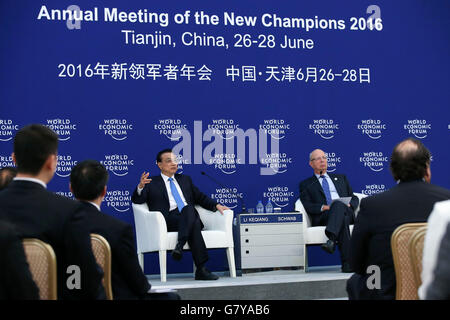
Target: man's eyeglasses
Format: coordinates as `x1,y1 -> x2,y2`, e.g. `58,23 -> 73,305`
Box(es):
311,156 -> 327,161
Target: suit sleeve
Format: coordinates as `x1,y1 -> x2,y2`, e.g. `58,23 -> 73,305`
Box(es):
131,186 -> 147,204
343,175 -> 359,211
63,204 -> 104,299
189,177 -> 218,211
299,180 -> 323,215
115,225 -> 151,297
349,198 -> 371,274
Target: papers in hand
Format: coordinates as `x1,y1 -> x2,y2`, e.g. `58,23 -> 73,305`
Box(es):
148,288 -> 177,293
331,197 -> 352,206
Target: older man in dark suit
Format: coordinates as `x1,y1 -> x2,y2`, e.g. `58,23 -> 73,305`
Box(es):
347,138 -> 450,300
0,124 -> 104,300
132,149 -> 229,280
299,149 -> 359,272
70,159 -> 179,300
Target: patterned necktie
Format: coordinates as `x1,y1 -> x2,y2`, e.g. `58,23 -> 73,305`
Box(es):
168,177 -> 185,212
320,175 -> 332,205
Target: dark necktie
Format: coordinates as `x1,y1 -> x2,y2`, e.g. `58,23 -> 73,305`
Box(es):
168,177 -> 185,212
320,175 -> 332,205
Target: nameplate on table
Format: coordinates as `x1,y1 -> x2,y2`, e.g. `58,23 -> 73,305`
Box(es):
240,214 -> 302,224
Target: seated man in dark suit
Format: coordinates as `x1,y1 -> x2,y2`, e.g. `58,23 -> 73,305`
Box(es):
0,220 -> 40,300
132,148 -> 229,280
70,159 -> 179,300
0,166 -> 17,191
0,124 -> 104,300
347,138 -> 450,300
299,149 -> 359,272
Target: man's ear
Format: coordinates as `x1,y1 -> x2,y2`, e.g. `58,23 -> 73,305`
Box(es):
424,166 -> 431,183
11,152 -> 17,166
101,185 -> 107,197
45,154 -> 57,171
69,183 -> 73,193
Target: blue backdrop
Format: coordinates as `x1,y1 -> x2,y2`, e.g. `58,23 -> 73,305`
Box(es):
1,0 -> 449,274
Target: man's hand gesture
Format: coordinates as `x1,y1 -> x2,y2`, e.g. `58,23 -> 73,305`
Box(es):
138,172 -> 152,189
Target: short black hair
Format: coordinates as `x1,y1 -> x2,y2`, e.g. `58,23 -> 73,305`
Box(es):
0,167 -> 17,191
14,124 -> 58,174
390,138 -> 431,182
70,160 -> 109,201
156,148 -> 173,162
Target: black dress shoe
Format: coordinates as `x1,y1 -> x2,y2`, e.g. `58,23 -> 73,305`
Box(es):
341,262 -> 354,273
171,243 -> 183,261
321,240 -> 336,254
195,267 -> 219,280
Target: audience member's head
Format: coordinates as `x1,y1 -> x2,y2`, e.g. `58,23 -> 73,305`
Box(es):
70,160 -> 109,202
390,138 -> 431,183
0,167 -> 17,191
13,124 -> 59,182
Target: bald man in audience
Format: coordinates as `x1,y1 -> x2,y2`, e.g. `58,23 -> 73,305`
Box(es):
347,138 -> 450,300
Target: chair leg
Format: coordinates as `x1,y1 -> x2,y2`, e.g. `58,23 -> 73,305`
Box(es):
138,253 -> 144,270
159,250 -> 167,282
303,244 -> 308,272
226,247 -> 237,278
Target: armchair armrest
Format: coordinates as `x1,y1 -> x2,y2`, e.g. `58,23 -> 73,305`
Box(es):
132,203 -> 168,253
195,205 -> 233,233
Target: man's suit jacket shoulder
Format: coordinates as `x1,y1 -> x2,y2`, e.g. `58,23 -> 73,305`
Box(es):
81,203 -> 150,299
0,181 -> 104,300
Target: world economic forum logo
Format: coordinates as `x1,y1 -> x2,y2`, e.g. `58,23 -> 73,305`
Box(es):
210,187 -> 243,210
361,184 -> 386,196
309,119 -> 339,139
208,153 -> 242,175
207,119 -> 239,140
154,119 -> 187,141
100,154 -> 134,177
359,152 -> 388,172
99,119 -> 133,141
325,152 -> 341,172
403,119 -> 431,139
104,190 -> 131,213
0,155 -> 14,168
263,186 -> 295,208
260,152 -> 293,174
55,155 -> 78,178
54,191 -> 75,200
357,119 -> 386,139
259,119 -> 290,140
45,119 -> 77,141
0,120 -> 19,142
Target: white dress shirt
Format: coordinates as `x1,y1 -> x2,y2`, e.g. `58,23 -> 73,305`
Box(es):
315,173 -> 340,200
137,173 -> 187,211
13,177 -> 47,189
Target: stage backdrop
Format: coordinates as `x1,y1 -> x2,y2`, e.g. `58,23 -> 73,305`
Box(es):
1,0 -> 449,274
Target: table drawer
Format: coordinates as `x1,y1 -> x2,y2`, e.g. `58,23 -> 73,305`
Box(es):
241,234 -> 303,246
240,224 -> 302,235
241,245 -> 304,257
241,255 -> 303,269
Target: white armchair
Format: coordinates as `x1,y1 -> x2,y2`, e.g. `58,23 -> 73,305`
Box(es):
294,192 -> 368,271
132,203 -> 236,282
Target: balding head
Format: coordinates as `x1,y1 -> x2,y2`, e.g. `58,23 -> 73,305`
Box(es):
309,149 -> 328,174
390,138 -> 431,182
